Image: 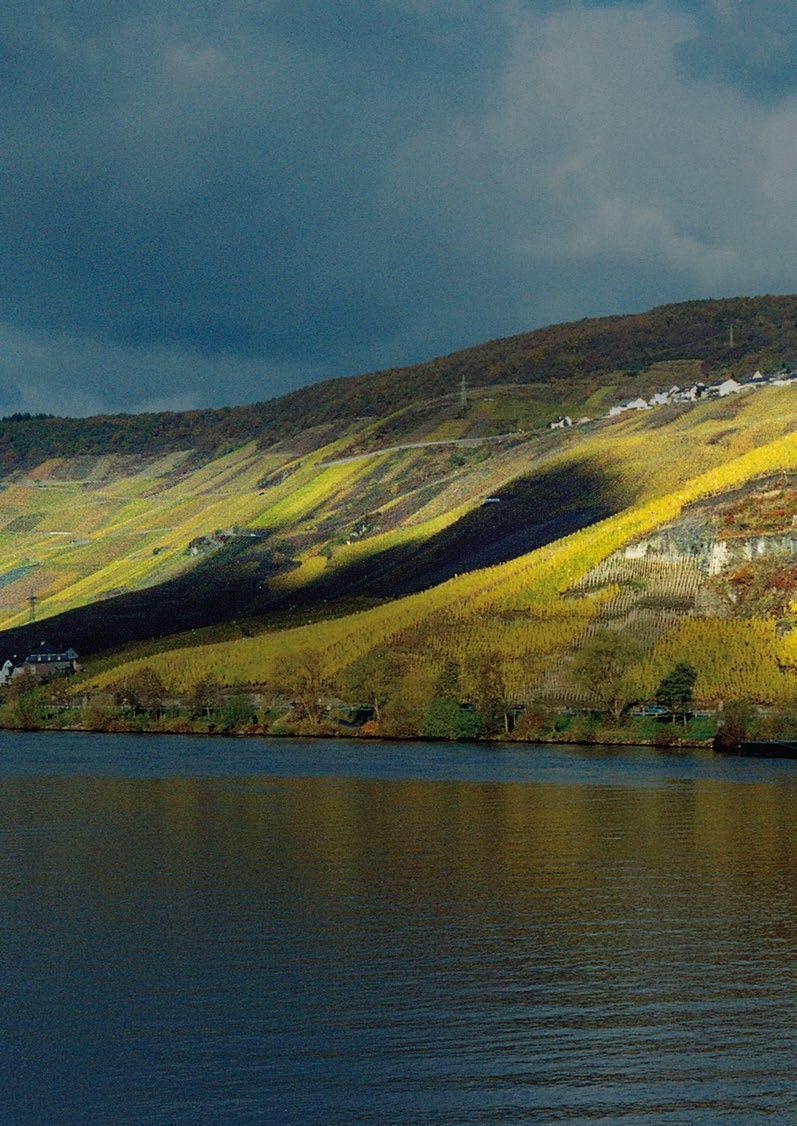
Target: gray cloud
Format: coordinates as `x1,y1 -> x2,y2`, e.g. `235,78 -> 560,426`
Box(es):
0,1 -> 795,415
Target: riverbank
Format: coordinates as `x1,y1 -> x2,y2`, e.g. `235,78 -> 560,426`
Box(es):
0,714 -> 716,748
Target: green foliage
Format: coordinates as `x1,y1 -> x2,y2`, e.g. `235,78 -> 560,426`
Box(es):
655,662 -> 698,721
565,712 -> 601,743
0,676 -> 44,729
421,697 -> 461,739
572,629 -> 643,720
219,693 -> 256,730
454,707 -> 482,741
420,699 -> 482,741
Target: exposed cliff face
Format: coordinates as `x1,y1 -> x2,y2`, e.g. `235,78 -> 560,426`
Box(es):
575,475 -> 797,636
623,476 -> 796,575
624,524 -> 796,576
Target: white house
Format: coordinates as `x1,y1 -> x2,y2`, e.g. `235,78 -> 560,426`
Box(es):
3,645 -> 82,685
675,384 -> 702,402
626,397 -> 650,411
550,416 -> 573,429
717,378 -> 742,397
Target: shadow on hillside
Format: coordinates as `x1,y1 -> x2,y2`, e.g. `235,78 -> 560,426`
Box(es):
0,462 -> 622,664
280,462 -> 620,603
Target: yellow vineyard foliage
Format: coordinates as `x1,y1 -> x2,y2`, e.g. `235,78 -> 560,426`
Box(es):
86,429 -> 797,702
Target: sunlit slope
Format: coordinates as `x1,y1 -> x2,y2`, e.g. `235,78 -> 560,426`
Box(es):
0,383 -> 794,652
0,426 -> 399,628
87,423 -> 797,705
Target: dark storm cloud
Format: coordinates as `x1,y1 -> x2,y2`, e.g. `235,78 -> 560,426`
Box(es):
0,1 -> 795,415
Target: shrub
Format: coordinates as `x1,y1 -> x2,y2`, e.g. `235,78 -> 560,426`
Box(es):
713,699 -> 755,751
421,697 -> 461,739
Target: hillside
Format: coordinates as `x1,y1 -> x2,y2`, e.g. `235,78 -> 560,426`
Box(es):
82,427 -> 797,710
1,294 -> 797,469
0,295 -> 794,737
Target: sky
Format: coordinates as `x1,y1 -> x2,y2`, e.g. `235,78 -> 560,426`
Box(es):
0,0 -> 795,417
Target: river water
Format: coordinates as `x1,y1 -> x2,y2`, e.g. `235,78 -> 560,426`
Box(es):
0,733 -> 793,1124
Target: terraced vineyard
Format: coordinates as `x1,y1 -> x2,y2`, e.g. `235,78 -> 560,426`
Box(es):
84,420 -> 797,707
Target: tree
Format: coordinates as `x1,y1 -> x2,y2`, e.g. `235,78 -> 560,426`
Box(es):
189,675 -> 223,719
435,658 -> 461,701
421,696 -> 461,739
279,649 -> 335,724
342,647 -> 400,722
713,699 -> 755,753
469,653 -> 510,737
219,693 -> 256,730
114,667 -> 166,715
454,707 -> 482,741
2,670 -> 43,730
5,668 -> 39,703
655,662 -> 698,725
379,662 -> 436,738
572,630 -> 642,722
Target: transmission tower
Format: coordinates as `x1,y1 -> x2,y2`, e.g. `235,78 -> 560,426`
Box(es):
729,323 -> 735,348
459,374 -> 468,411
27,593 -> 38,624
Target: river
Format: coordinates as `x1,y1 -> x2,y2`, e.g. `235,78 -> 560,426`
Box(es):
0,733 -> 794,1123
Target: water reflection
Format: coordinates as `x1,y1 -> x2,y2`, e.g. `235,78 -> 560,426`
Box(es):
0,739 -> 793,1123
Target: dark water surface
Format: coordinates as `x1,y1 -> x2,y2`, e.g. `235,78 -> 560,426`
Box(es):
0,733 -> 794,1124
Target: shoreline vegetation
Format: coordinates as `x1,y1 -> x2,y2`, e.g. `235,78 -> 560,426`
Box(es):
1,660 -> 791,752
0,722 -> 716,750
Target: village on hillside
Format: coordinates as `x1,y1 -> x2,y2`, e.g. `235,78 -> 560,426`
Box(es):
549,365 -> 797,430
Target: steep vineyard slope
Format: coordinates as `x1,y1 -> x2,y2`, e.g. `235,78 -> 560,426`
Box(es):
0,381 -> 794,665
86,426 -> 797,707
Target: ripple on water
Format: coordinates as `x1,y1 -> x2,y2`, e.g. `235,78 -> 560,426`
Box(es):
0,733 -> 793,1124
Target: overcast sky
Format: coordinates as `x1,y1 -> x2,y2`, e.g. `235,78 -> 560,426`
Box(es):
1,0 -> 795,416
